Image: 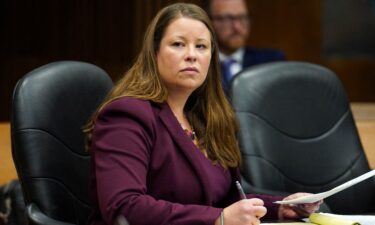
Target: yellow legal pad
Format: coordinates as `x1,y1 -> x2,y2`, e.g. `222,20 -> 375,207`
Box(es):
261,223 -> 310,225
309,213 -> 359,225
262,213 -> 360,225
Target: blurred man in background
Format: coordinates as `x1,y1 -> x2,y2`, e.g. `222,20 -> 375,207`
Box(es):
205,0 -> 286,91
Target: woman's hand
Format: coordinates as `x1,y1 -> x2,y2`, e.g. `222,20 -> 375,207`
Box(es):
278,193 -> 322,220
215,198 -> 267,225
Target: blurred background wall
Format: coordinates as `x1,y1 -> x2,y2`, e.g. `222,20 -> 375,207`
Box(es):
1,0 -> 375,121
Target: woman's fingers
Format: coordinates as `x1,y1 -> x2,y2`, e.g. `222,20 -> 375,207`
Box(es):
243,198 -> 267,218
221,198 -> 267,225
247,198 -> 265,206
253,205 -> 267,219
279,193 -> 323,220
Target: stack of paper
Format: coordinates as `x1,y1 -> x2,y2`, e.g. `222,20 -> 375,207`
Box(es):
261,212 -> 375,225
261,170 -> 375,225
274,170 -> 375,205
310,213 -> 375,225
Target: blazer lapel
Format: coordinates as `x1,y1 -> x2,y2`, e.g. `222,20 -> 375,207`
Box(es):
242,48 -> 254,68
158,102 -> 215,204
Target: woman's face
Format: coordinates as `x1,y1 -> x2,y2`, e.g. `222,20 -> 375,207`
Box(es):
156,17 -> 212,96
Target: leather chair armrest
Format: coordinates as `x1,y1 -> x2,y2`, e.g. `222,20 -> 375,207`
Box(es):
27,203 -> 131,225
27,203 -> 74,225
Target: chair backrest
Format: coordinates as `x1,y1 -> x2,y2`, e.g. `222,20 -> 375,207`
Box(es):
11,61 -> 113,224
230,61 -> 375,214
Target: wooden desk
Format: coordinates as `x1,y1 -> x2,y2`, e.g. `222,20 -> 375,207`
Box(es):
351,103 -> 375,169
0,122 -> 17,185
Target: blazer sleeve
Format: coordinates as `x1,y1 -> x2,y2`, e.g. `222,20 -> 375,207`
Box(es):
246,193 -> 282,221
90,98 -> 222,225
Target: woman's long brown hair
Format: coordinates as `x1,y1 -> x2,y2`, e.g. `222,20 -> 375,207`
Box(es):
85,3 -> 241,169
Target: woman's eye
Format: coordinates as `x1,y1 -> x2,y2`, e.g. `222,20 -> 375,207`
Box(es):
196,44 -> 207,49
172,42 -> 184,47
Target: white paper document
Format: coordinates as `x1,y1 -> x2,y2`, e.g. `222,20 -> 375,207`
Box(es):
275,170 -> 375,205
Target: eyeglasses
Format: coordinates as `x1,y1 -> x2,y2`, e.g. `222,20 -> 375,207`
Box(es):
211,14 -> 250,27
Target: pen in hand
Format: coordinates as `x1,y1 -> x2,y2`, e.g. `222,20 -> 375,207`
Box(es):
236,180 -> 262,219
235,180 -> 247,200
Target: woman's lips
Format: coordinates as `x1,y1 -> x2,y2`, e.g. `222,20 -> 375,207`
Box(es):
181,67 -> 199,73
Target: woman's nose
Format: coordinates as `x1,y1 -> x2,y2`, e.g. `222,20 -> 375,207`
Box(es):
185,46 -> 197,62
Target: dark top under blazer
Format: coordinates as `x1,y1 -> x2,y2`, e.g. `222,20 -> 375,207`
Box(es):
221,47 -> 286,91
89,97 -> 281,225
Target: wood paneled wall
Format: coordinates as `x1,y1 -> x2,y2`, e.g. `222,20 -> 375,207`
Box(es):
246,0 -> 375,103
1,0 -> 374,121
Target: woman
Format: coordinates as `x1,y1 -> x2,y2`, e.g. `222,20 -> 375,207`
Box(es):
86,3 -> 320,225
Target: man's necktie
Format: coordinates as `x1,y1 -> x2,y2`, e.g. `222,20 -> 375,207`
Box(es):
222,58 -> 236,83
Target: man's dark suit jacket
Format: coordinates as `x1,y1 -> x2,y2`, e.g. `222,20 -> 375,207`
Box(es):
89,97 -> 282,225
221,47 -> 286,92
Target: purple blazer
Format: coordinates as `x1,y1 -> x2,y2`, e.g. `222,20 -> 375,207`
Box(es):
89,97 -> 282,225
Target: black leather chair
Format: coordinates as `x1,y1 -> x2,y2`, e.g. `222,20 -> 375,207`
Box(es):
230,61 -> 375,214
11,61 -> 113,225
